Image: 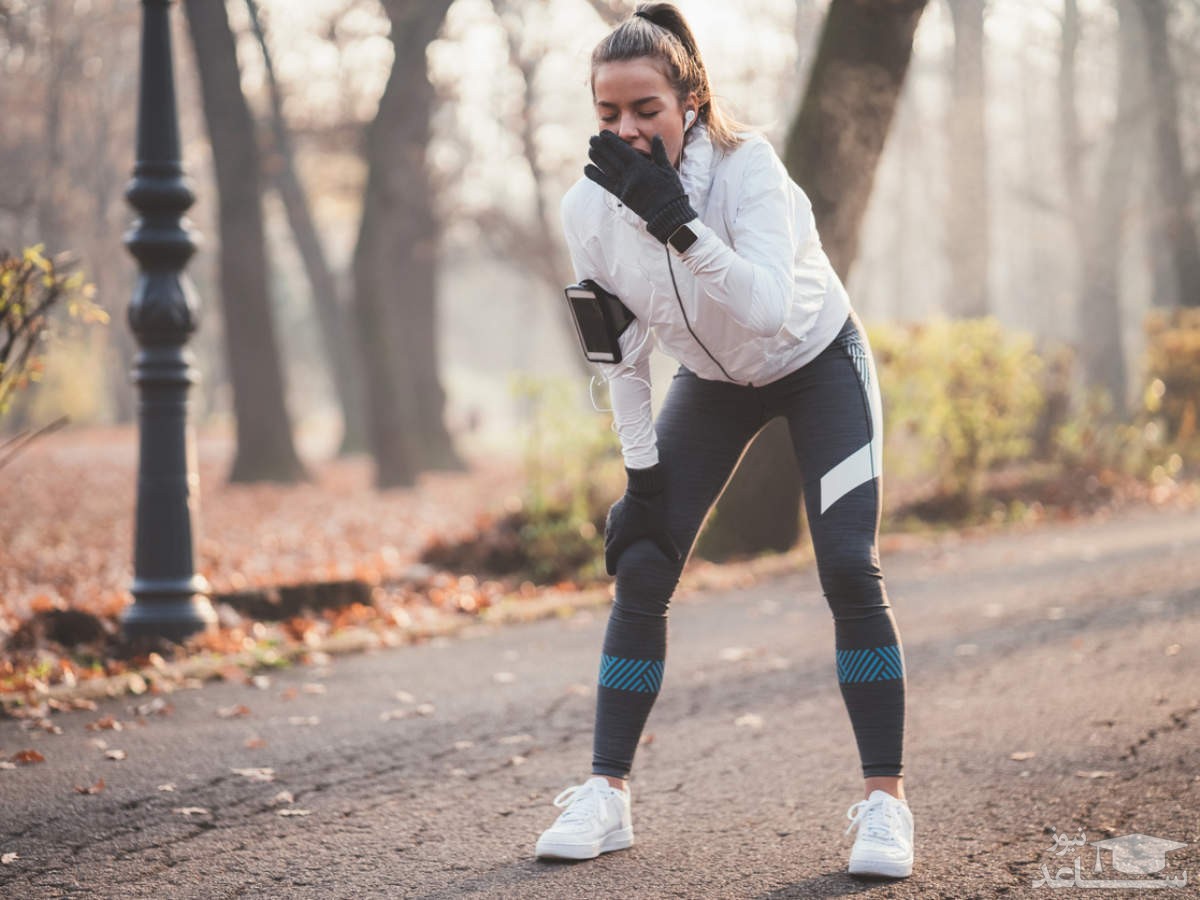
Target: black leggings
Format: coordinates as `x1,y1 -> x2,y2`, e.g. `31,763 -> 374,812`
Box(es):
592,312 -> 906,780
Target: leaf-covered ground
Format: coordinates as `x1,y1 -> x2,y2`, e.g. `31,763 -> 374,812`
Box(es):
3,424 -> 1197,706
0,425 -> 539,698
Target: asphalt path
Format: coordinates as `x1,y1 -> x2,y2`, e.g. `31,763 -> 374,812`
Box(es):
2,505 -> 1199,898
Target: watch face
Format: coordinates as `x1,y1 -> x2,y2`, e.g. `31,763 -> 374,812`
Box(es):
669,223 -> 698,253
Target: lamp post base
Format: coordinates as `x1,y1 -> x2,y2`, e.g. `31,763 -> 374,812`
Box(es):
121,575 -> 217,643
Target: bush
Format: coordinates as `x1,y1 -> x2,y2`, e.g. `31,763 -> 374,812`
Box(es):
868,317 -> 1046,507
1,246 -> 106,419
509,374 -> 625,582
1143,308 -> 1200,466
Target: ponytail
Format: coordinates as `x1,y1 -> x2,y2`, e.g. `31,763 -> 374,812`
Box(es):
590,2 -> 749,153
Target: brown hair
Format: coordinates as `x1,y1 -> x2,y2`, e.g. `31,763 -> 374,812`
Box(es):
590,2 -> 749,154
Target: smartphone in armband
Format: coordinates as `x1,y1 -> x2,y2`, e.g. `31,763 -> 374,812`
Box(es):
564,279 -> 636,364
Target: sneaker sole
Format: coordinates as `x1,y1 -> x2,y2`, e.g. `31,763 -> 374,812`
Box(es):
848,856 -> 913,878
535,826 -> 634,860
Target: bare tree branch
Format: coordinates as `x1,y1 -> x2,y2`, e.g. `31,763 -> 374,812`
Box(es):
580,0 -> 630,27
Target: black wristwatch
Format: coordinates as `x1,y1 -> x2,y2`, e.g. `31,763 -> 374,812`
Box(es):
667,220 -> 700,254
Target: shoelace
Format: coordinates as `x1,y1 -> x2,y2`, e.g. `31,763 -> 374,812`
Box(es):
552,781 -> 606,827
845,796 -> 904,842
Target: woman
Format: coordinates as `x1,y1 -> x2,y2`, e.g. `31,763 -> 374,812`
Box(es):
535,3 -> 912,879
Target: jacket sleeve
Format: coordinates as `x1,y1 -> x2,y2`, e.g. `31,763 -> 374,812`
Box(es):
561,192 -> 659,469
670,140 -> 805,338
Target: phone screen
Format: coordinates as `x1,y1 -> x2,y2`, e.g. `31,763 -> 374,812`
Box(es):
567,291 -> 617,362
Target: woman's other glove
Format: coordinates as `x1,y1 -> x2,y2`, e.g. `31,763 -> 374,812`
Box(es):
604,462 -> 682,576
585,132 -> 698,245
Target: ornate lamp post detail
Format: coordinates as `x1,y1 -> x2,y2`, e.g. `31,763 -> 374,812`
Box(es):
121,0 -> 217,641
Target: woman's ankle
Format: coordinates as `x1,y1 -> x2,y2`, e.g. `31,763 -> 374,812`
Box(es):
595,774 -> 628,791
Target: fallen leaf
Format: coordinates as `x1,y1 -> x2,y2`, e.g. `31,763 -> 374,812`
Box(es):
10,749 -> 45,765
251,675 -> 272,690
231,767 -> 275,783
271,790 -> 294,806
277,808 -> 311,817
157,783 -> 176,792
379,709 -> 408,722
2,852 -> 18,865
88,738 -> 108,750
1009,751 -> 1037,761
244,737 -> 268,750
287,716 -> 319,727
719,647 -> 751,662
126,673 -> 148,695
134,698 -> 172,717
414,703 -> 435,716
508,755 -> 527,766
0,761 -> 16,770
104,749 -> 126,761
217,704 -> 251,719
74,778 -> 105,795
173,807 -> 209,817
735,713 -> 764,729
1074,770 -> 1116,779
452,740 -> 474,750
86,716 -> 122,732
393,690 -> 415,704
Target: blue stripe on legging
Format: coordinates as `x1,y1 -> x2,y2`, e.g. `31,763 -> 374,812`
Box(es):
837,645 -> 904,683
599,654 -> 663,693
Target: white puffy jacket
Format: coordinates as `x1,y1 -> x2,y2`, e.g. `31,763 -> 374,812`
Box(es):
560,121 -> 851,469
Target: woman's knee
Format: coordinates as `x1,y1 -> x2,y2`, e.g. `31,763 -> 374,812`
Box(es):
613,540 -> 684,617
816,553 -> 887,611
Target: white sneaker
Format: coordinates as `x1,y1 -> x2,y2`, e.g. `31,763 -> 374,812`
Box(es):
844,789 -> 914,878
535,776 -> 634,860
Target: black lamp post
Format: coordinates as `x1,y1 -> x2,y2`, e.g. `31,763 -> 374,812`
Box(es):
121,0 -> 217,641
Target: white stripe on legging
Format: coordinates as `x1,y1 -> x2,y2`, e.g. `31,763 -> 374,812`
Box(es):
819,335 -> 884,515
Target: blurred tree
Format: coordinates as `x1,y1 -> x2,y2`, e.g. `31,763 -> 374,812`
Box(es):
581,0 -> 626,26
244,0 -> 370,453
1059,0 -> 1145,416
700,0 -> 929,560
484,0 -> 592,378
0,1 -> 144,431
1139,0 -> 1200,310
945,0 -> 990,318
352,0 -> 462,488
183,0 -> 308,482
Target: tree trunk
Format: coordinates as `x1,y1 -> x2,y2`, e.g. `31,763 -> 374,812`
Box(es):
183,0 -> 307,483
701,0 -> 928,559
492,0 -> 593,379
1070,1 -> 1146,415
1058,0 -> 1086,254
243,0 -> 370,454
1139,0 -> 1200,309
782,0 -> 929,276
945,0 -> 990,318
352,0 -> 460,489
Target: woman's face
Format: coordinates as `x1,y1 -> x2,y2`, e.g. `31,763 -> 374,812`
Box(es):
592,58 -> 697,169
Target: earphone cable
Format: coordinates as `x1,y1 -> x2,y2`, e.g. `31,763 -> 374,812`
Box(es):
665,247 -> 739,383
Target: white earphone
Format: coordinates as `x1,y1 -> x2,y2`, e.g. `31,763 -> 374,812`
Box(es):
684,109 -> 696,129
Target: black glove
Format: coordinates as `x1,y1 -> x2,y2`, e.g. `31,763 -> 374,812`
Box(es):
585,131 -> 698,245
604,463 -> 682,576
